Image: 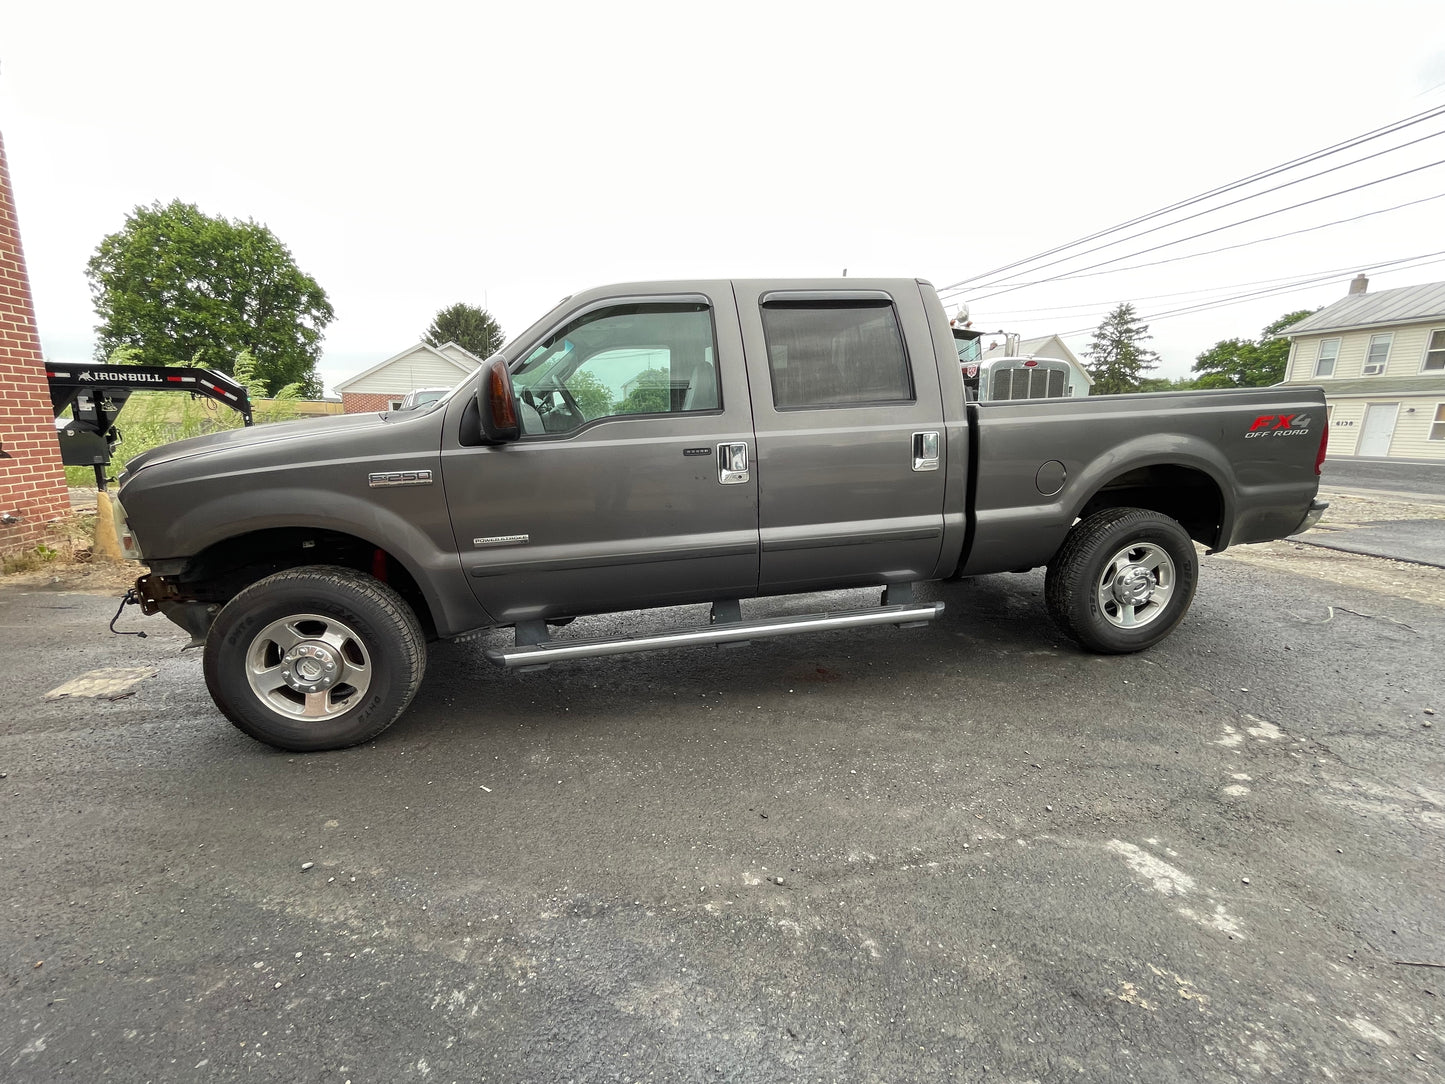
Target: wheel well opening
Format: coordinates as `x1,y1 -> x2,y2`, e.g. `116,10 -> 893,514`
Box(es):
1077,465 -> 1224,548
174,528 -> 437,639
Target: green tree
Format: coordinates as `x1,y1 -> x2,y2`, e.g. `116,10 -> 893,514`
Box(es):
1085,303 -> 1159,395
233,348 -> 303,401
1191,310 -> 1313,389
86,200 -> 334,397
424,303 -> 504,358
1136,375 -> 1199,393
565,371 -> 615,420
618,368 -> 671,415
104,345 -> 144,367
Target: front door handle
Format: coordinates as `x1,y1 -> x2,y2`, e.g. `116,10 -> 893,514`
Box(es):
718,442 -> 749,485
912,431 -> 940,472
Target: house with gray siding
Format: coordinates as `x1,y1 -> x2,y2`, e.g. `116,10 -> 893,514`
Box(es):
1277,275 -> 1445,460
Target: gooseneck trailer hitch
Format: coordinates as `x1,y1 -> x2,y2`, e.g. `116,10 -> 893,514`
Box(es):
46,363 -> 253,490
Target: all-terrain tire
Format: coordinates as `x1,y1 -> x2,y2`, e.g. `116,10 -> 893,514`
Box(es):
1045,507 -> 1198,654
203,565 -> 426,752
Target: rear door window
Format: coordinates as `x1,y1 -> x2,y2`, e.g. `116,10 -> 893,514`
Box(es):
759,300 -> 913,409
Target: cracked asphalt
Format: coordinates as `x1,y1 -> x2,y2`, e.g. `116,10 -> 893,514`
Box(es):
1,540 -> 1442,1083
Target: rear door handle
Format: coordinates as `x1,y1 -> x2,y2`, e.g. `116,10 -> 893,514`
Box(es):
718,442 -> 749,485
912,431 -> 940,472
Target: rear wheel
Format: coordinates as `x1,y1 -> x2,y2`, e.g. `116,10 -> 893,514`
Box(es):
1045,508 -> 1197,654
203,566 -> 426,751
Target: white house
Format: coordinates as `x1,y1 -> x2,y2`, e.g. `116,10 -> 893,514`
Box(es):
1277,275 -> 1445,460
335,341 -> 484,413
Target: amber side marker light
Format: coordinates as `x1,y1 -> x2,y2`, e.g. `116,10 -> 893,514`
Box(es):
488,360 -> 519,433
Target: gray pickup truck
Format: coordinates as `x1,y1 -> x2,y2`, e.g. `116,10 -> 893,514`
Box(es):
113,278 -> 1328,751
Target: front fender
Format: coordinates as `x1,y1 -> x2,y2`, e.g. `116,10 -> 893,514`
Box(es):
127,471 -> 491,637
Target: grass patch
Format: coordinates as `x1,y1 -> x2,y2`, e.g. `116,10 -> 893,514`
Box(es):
62,393 -> 304,487
1,513 -> 98,575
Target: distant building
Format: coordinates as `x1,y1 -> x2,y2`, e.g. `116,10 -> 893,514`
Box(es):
1278,275 -> 1445,460
335,341 -> 483,413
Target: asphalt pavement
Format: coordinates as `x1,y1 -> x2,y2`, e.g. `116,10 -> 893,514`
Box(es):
2,551 -> 1442,1083
1308,457 -> 1445,568
1322,457 -> 1445,504
1303,518 -> 1445,568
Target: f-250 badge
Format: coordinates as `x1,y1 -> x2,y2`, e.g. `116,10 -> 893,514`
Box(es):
1245,414 -> 1312,438
368,470 -> 434,487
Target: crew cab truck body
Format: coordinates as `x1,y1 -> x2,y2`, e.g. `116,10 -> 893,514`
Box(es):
114,278 -> 1328,751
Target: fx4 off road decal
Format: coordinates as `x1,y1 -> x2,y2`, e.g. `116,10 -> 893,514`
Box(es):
1246,413 -> 1313,438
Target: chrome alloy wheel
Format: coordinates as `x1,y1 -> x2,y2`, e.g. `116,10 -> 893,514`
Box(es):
1095,542 -> 1175,630
244,613 -> 372,720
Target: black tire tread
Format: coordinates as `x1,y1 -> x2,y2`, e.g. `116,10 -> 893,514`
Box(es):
203,565 -> 426,751
1045,507 -> 1196,654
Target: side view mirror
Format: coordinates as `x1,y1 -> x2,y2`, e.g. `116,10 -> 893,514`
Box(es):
477,358 -> 520,444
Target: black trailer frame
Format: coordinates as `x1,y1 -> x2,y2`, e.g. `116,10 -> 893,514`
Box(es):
47,364 -> 254,489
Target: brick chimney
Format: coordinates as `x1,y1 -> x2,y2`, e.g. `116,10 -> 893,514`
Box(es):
1348,273 -> 1369,295
0,128 -> 71,555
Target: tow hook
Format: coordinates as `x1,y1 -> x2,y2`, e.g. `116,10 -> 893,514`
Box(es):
110,587 -> 148,638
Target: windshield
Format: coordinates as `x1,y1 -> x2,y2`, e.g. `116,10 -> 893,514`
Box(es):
953,331 -> 982,364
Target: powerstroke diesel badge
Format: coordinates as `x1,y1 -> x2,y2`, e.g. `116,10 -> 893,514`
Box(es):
1246,413 -> 1313,438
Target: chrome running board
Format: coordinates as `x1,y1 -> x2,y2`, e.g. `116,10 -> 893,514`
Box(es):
485,601 -> 944,670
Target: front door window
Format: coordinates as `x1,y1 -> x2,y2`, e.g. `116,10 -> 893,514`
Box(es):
511,303 -> 719,435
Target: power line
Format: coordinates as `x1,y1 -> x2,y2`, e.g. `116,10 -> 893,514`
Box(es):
936,102 -> 1445,293
1047,252 -> 1445,337
1039,251 -> 1445,337
940,190 -> 1445,298
974,260 -> 1409,318
1145,253 -> 1445,322
953,127 -> 1445,297
958,158 -> 1445,305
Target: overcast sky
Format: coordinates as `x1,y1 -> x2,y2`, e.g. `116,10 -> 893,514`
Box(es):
4,1 -> 1445,391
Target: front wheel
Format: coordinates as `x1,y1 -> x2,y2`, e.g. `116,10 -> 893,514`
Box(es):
203,566 -> 426,751
1045,508 -> 1198,654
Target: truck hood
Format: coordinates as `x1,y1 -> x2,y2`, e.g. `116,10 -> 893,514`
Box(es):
122,411 -> 392,477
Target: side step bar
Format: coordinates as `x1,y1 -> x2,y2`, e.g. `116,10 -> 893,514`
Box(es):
485,601 -> 944,670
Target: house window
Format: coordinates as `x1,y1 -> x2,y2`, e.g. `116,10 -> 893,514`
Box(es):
1424,329 -> 1445,372
760,299 -> 913,409
1431,404 -> 1445,442
1362,332 -> 1392,376
388,399 -> 403,411
1314,338 -> 1340,378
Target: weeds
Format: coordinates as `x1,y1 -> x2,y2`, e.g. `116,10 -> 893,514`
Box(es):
62,392 -> 305,487
0,515 -> 96,575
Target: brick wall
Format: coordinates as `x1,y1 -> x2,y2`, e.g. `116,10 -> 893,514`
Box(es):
342,391 -> 401,414
0,129 -> 70,556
